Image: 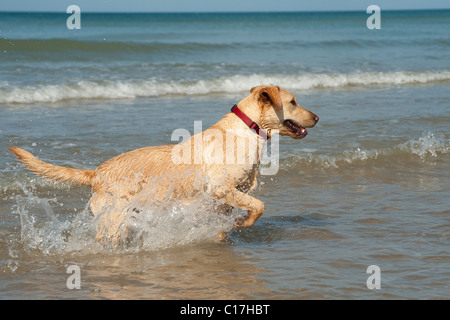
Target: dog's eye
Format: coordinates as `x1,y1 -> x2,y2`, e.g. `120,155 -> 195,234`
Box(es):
290,99 -> 296,105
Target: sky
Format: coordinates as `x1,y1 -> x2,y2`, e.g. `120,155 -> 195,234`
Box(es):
1,0 -> 449,12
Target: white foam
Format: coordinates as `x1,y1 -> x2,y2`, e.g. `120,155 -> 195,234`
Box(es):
282,132 -> 449,171
2,70 -> 449,104
400,131 -> 450,159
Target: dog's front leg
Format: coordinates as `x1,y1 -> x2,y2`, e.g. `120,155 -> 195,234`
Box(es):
214,187 -> 264,228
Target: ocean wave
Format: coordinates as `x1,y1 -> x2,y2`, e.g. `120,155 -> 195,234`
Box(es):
3,37 -> 448,56
1,71 -> 450,104
281,132 -> 450,172
0,38 -> 233,55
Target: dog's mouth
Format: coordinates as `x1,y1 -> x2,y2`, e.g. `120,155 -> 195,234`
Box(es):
284,120 -> 308,138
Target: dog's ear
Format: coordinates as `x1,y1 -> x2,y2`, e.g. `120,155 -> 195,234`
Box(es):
257,86 -> 283,110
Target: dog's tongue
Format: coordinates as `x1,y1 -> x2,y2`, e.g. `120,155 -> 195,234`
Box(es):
285,119 -> 308,137
299,127 -> 308,136
294,125 -> 307,137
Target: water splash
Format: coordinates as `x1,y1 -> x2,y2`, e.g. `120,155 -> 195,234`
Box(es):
12,180 -> 238,255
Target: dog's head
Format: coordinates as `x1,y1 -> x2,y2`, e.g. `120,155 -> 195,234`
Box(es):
251,85 -> 319,139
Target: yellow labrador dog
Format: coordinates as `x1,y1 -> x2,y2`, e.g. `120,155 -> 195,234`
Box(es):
9,85 -> 318,246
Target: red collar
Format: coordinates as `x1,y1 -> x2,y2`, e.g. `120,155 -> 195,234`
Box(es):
231,104 -> 268,140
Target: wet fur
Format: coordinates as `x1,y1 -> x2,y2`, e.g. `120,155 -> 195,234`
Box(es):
9,86 -> 318,246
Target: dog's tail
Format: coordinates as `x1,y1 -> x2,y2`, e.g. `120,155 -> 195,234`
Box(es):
9,147 -> 97,186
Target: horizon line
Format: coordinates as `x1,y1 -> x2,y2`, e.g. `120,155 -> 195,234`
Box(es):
1,8 -> 449,14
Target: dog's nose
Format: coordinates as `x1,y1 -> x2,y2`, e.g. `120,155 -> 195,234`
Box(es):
314,115 -> 319,123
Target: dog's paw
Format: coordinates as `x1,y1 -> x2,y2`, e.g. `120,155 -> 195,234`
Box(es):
216,231 -> 228,241
233,215 -> 247,227
234,209 -> 262,228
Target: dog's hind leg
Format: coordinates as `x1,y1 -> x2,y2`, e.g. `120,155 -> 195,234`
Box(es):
92,194 -> 131,247
95,209 -> 130,247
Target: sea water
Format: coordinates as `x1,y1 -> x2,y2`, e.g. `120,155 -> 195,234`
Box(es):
0,10 -> 449,299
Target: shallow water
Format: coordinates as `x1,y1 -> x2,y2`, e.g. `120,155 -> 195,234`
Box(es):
1,11 -> 449,299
